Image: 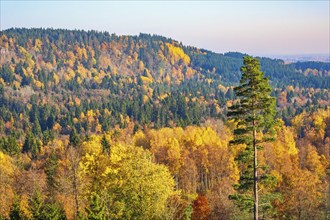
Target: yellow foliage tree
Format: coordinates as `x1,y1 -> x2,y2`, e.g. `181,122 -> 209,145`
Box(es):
166,43 -> 190,65
0,151 -> 16,218
79,135 -> 177,219
34,39 -> 42,52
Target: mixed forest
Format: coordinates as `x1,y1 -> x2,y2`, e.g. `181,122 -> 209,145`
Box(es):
0,28 -> 329,219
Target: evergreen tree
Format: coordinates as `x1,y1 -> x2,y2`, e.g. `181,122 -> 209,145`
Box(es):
2,135 -> 20,156
29,189 -> 45,220
85,192 -> 106,220
22,131 -> 34,153
32,117 -> 42,137
31,140 -> 41,160
22,131 -> 40,159
42,129 -> 55,145
9,196 -> 21,220
69,128 -> 80,147
227,56 -> 276,220
100,134 -> 110,154
42,202 -> 67,220
45,151 -> 58,198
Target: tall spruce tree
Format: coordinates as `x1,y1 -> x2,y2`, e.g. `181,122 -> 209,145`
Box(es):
100,134 -> 110,155
29,189 -> 45,220
45,151 -> 58,199
69,128 -> 80,147
9,196 -> 21,220
228,56 -> 276,220
42,202 -> 67,220
85,192 -> 106,220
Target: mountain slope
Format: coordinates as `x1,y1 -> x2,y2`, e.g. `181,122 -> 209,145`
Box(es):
0,28 -> 329,137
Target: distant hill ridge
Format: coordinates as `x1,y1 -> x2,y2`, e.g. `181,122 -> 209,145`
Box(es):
0,27 -> 329,134
1,28 -> 329,88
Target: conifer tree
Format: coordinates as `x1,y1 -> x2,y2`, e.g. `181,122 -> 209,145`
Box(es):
228,56 -> 276,220
100,134 -> 110,155
2,135 -> 20,156
69,128 -> 80,147
9,196 -> 21,220
45,151 -> 58,198
85,192 -> 106,220
22,131 -> 40,159
29,189 -> 45,220
42,202 -> 67,220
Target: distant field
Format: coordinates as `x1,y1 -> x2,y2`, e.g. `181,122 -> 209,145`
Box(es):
268,54 -> 330,63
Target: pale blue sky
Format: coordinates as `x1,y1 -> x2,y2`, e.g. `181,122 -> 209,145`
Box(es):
1,1 -> 329,56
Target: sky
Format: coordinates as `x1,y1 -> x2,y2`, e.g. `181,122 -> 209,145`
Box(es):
1,1 -> 329,56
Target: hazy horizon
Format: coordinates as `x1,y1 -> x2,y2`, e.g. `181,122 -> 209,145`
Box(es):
1,1 -> 329,57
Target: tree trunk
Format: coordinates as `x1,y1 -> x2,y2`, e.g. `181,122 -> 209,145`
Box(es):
73,167 -> 79,220
253,127 -> 258,220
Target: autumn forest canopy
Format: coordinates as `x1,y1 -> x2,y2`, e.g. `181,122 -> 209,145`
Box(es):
0,28 -> 329,219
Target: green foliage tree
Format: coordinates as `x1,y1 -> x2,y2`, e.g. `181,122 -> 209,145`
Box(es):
29,188 -> 66,220
42,202 -> 67,220
227,56 -> 276,220
22,131 -> 40,159
32,117 -> 42,137
42,129 -> 55,145
6,135 -> 20,156
45,151 -> 58,198
29,189 -> 45,220
100,134 -> 110,154
85,192 -> 106,220
0,135 -> 20,156
9,196 -> 21,220
69,128 -> 80,147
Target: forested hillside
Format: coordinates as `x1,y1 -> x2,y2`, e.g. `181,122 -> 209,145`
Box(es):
0,28 -> 329,219
1,28 -> 329,134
